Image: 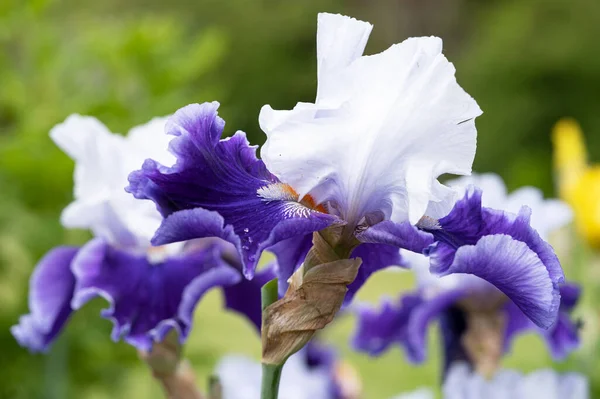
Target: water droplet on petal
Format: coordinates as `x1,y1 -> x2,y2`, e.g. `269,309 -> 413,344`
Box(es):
243,228 -> 249,233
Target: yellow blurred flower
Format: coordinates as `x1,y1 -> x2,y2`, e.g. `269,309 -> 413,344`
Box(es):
552,118 -> 600,248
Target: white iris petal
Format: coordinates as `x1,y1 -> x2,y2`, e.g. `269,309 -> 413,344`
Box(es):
50,115 -> 174,248
260,13 -> 482,227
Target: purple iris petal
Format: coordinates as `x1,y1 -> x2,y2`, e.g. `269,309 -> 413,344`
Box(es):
71,238 -> 241,351
425,188 -> 564,329
269,234 -> 313,295
127,102 -> 338,279
352,288 -> 468,363
352,293 -> 424,360
305,340 -> 337,370
222,263 -> 277,331
406,289 -> 469,363
11,246 -> 79,352
357,220 -> 435,253
344,243 -> 403,304
504,282 -> 581,359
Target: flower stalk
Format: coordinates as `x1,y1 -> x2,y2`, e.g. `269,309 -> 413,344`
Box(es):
138,331 -> 204,399
261,279 -> 283,399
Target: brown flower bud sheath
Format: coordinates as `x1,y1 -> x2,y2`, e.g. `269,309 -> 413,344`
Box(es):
261,226 -> 362,365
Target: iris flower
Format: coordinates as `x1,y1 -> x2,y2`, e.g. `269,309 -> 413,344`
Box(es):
353,174 -> 578,368
12,115 -> 268,352
128,14 -> 562,329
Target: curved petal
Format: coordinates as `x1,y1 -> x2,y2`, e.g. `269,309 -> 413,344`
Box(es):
128,102 -> 338,278
71,238 -> 240,351
425,188 -> 564,329
261,17 -> 481,226
356,220 -> 434,253
446,173 -> 508,211
222,263 -> 277,331
352,293 -> 424,360
316,13 -> 373,106
433,188 -> 564,286
445,174 -> 573,241
433,234 -> 559,329
344,243 -> 403,304
483,207 -> 564,287
11,246 -> 79,352
504,282 -> 581,359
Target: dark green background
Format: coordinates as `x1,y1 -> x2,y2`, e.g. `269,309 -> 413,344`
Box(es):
1,0 -> 599,397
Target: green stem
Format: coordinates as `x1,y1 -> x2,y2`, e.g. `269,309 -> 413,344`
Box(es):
261,363 -> 283,399
260,279 -> 284,399
261,278 -> 279,312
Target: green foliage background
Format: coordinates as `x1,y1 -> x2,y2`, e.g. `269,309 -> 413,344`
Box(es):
1,0 -> 599,397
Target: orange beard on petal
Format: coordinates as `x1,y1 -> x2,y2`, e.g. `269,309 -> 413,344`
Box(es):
257,182 -> 327,214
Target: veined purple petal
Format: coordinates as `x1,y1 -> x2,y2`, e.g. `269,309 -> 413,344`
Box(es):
357,221 -> 434,253
127,102 -> 338,278
432,234 -> 559,329
222,263 -> 277,331
11,247 -> 79,352
344,243 -> 403,304
504,282 -> 581,359
71,238 -> 240,351
425,188 -> 564,329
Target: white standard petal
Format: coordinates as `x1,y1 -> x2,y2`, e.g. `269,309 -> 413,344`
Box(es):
50,115 -> 173,247
260,14 -> 482,227
316,13 -> 373,107
126,116 -> 175,167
